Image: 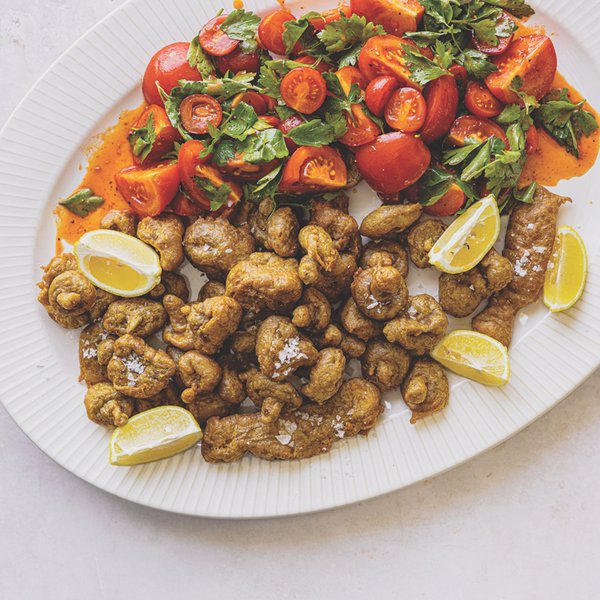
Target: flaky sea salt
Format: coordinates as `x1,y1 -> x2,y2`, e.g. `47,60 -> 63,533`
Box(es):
275,434 -> 292,446
82,347 -> 97,359
274,337 -> 308,374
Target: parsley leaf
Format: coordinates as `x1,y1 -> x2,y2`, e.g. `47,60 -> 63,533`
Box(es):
282,16 -> 327,57
243,165 -> 284,203
59,188 -> 104,217
222,101 -> 259,139
242,128 -> 289,163
220,9 -> 260,53
485,0 -> 535,19
457,49 -> 497,79
402,44 -> 450,86
513,181 -> 537,204
177,73 -> 258,98
194,177 -> 233,212
415,167 -> 454,206
285,119 -> 339,146
128,111 -> 156,162
187,35 -> 215,78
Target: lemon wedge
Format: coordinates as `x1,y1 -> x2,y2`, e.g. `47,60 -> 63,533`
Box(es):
109,406 -> 202,467
74,229 -> 161,297
431,329 -> 510,386
543,226 -> 588,313
428,195 -> 501,274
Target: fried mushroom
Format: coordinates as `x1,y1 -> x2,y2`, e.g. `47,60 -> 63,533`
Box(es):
360,240 -> 409,278
137,214 -> 185,272
103,298 -> 167,338
186,394 -> 236,424
266,207 -> 300,257
298,225 -> 341,272
79,323 -> 115,386
359,203 -> 422,239
197,280 -> 226,302
291,288 -> 332,332
84,382 -> 134,428
135,384 -> 183,414
100,210 -> 137,236
361,340 -> 410,392
340,297 -> 382,342
407,219 -> 446,268
148,272 -> 190,302
298,253 -> 357,301
310,200 -> 360,257
218,361 -> 246,405
402,360 -> 449,424
178,351 -> 222,404
351,264 -> 409,321
301,348 -> 346,404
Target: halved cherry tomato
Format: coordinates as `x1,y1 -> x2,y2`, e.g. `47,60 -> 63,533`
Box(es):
178,140 -> 242,215
419,75 -> 459,143
279,146 -> 348,194
280,67 -> 327,114
465,81 -> 504,118
355,132 -> 431,194
365,76 -> 399,117
199,15 -> 239,57
180,94 -> 223,135
447,115 -> 509,148
525,125 -> 540,155
449,64 -> 468,94
115,163 -> 180,217
258,10 -> 299,56
215,48 -> 260,75
351,0 -> 424,37
261,94 -> 277,114
279,114 -> 306,153
423,183 -> 466,217
308,3 -> 352,31
293,56 -> 334,74
130,105 -> 181,165
261,115 -> 282,128
485,35 -> 557,104
472,12 -> 515,55
218,158 -> 280,183
384,87 -> 427,132
232,91 -> 268,115
142,42 -> 204,106
169,191 -> 205,217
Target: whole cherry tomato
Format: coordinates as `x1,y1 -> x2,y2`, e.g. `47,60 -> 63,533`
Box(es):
525,125 -> 540,155
142,42 -> 204,106
447,115 -> 509,148
279,114 -> 306,153
384,87 -> 427,132
351,0 -> 424,36
215,48 -> 261,75
472,12 -> 515,55
280,68 -> 327,114
423,183 -> 467,217
308,3 -> 352,31
179,94 -> 223,135
130,105 -> 181,165
485,35 -> 557,104
464,81 -> 505,118
258,10 -> 299,56
199,15 -> 239,57
115,163 -> 180,217
365,76 -> 399,117
419,75 -> 459,143
279,146 -> 348,194
293,56 -> 334,74
355,132 -> 431,195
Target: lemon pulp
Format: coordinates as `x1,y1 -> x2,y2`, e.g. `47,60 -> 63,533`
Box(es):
86,256 -> 149,293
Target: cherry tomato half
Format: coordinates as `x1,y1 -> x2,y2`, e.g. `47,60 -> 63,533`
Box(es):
130,105 -> 181,166
169,191 -> 205,217
485,35 -> 557,104
384,87 -> 427,132
279,146 -> 348,194
199,15 -> 239,57
215,48 -> 261,75
365,76 -> 399,117
465,81 -> 505,118
261,115 -> 282,128
258,10 -> 299,56
308,3 -> 352,31
116,163 -> 180,217
279,114 -> 306,153
449,64 -> 468,90
525,125 -> 540,155
232,91 -> 268,115
447,115 -> 509,148
423,183 -> 467,217
180,94 -> 223,135
419,75 -> 459,143
281,67 -> 327,114
351,0 -> 424,37
293,56 -> 334,74
355,132 -> 431,195
218,158 -> 280,183
472,12 -> 515,55
142,42 -> 203,106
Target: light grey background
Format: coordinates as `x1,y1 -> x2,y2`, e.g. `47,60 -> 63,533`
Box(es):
1,1 -> 599,598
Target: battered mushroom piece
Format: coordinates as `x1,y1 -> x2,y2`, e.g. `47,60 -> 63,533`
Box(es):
472,187 -> 566,347
407,219 -> 446,268
218,361 -> 246,405
309,324 -> 367,359
148,272 -> 190,302
351,265 -> 409,321
79,323 -> 115,386
301,348 -> 346,404
298,253 -> 357,301
246,197 -> 274,247
163,294 -> 242,354
226,252 -> 303,312
255,316 -> 319,381
197,280 -> 226,302
184,217 -> 255,280
100,210 -> 137,236
340,333 -> 368,359
107,334 -> 177,399
291,288 -> 332,332
340,297 -> 382,342
266,207 -> 300,257
402,360 -> 449,424
137,214 -> 185,271
383,295 -> 448,355
229,327 -> 258,368
361,340 -> 410,392
186,394 -> 236,424
103,298 -> 167,338
298,225 -> 341,272
135,384 -> 183,414
242,368 -> 303,423
88,288 -> 117,322
84,383 -> 134,428
359,203 -> 423,239
360,240 -> 409,278
178,351 -> 222,404
310,200 -> 361,257
201,379 -> 383,463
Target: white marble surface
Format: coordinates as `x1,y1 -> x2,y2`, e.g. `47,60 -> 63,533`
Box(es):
1,1 -> 600,598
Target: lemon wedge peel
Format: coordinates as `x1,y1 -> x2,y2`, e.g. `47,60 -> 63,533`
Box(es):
543,226 -> 588,313
431,329 -> 510,387
428,195 -> 501,274
109,406 -> 202,467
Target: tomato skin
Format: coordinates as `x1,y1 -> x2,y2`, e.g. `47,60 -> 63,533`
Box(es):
279,146 -> 348,194
279,115 -> 306,153
261,115 -> 281,128
419,75 -> 459,143
215,48 -> 260,75
232,91 -> 268,115
180,94 -> 223,135
218,158 -> 280,183
485,35 -> 557,104
130,105 -> 181,165
355,132 -> 431,195
199,15 -> 239,57
169,191 -> 206,217
351,0 -> 424,37
365,76 -> 399,117
448,64 -> 468,93
423,183 -> 466,217
472,12 -> 514,55
464,81 -> 504,118
280,68 -> 327,114
116,163 -> 180,217
309,3 -> 352,31
447,115 -> 509,148
525,125 -> 540,155
384,87 -> 427,132
142,42 -> 204,106
258,10 -> 299,56
293,56 -> 334,74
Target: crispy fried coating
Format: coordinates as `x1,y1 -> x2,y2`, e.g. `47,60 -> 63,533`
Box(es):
103,298 -> 167,338
384,294 -> 448,354
292,288 -> 332,332
360,240 -> 409,278
472,187 -> 566,346
186,394 -> 236,424
226,252 -> 303,312
246,198 -> 273,247
402,360 -> 449,424
218,360 -> 246,405
184,217 -> 255,280
298,253 -> 357,301
360,203 -> 423,239
229,327 -> 258,369
301,348 -> 346,404
79,323 -> 115,385
84,382 -> 134,428
197,280 -> 226,302
298,225 -> 341,272
309,324 -> 367,358
163,294 -> 242,354
310,200 -> 361,257
340,297 -> 382,342
148,272 -> 190,302
266,207 -> 300,257
107,334 -> 177,399
407,219 -> 446,268
135,384 -> 183,414
362,340 -> 410,392
137,214 -> 185,272
88,288 -> 117,322
256,316 -> 319,381
201,379 -> 383,463
351,265 -> 409,321
178,351 -> 222,404
100,210 -> 137,236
